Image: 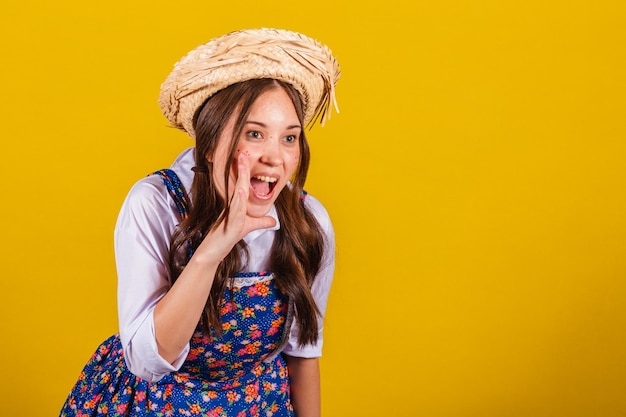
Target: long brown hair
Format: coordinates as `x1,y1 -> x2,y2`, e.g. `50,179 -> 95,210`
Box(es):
168,79 -> 325,346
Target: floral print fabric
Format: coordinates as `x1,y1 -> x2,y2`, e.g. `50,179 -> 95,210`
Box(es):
60,274 -> 294,416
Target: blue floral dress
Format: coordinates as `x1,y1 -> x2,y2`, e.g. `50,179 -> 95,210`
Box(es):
60,272 -> 295,417
60,170 -> 296,416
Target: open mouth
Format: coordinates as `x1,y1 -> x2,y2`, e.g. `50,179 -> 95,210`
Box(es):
250,175 -> 278,197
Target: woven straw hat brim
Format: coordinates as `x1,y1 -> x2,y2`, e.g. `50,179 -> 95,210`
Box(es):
158,28 -> 340,139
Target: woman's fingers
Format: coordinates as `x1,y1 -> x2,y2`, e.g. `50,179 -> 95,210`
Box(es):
198,152 -> 278,261
230,153 -> 252,225
233,152 -> 277,233
234,152 -> 250,201
224,153 -> 249,230
244,215 -> 277,235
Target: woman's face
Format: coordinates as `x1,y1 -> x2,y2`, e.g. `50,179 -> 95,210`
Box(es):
209,87 -> 302,218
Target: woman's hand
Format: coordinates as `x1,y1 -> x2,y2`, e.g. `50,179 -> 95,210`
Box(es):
194,152 -> 277,264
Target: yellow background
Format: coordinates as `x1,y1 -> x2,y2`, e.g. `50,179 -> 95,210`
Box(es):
1,0 -> 625,416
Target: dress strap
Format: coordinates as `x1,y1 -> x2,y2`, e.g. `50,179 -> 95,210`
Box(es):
149,169 -> 193,260
149,169 -> 189,220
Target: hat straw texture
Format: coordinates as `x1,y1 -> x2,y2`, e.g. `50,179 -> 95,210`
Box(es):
158,28 -> 341,139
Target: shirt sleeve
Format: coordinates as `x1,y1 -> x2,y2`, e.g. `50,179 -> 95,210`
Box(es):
282,194 -> 336,358
115,176 -> 190,382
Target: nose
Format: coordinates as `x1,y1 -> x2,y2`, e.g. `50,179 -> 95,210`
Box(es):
259,138 -> 283,166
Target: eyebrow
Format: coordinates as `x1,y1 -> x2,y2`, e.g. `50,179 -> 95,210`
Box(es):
245,120 -> 302,130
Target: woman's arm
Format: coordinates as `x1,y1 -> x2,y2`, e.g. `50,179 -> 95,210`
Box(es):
154,153 -> 276,363
118,153 -> 275,378
284,355 -> 321,417
152,250 -> 221,362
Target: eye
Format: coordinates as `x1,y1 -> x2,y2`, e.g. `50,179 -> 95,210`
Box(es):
246,130 -> 262,140
284,134 -> 298,144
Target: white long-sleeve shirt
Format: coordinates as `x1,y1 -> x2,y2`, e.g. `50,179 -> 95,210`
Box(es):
115,147 -> 335,381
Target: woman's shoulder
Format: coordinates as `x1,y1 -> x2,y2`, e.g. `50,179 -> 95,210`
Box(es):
122,147 -> 195,214
118,173 -> 183,227
125,175 -> 171,207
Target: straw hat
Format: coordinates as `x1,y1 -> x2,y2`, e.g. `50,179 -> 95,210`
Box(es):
158,28 -> 341,139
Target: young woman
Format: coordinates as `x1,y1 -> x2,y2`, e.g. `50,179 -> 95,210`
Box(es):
60,28 -> 340,417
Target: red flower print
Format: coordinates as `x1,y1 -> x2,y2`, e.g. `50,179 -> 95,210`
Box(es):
203,390 -> 218,400
238,343 -> 259,355
220,300 -> 238,314
174,374 -> 189,383
226,390 -> 241,404
216,343 -> 232,353
252,365 -> 263,377
242,307 -> 255,318
272,300 -> 286,314
135,390 -> 146,402
188,346 -> 204,360
246,285 -> 259,297
248,282 -> 270,297
207,406 -> 224,417
213,359 -> 227,368
245,382 -> 259,397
